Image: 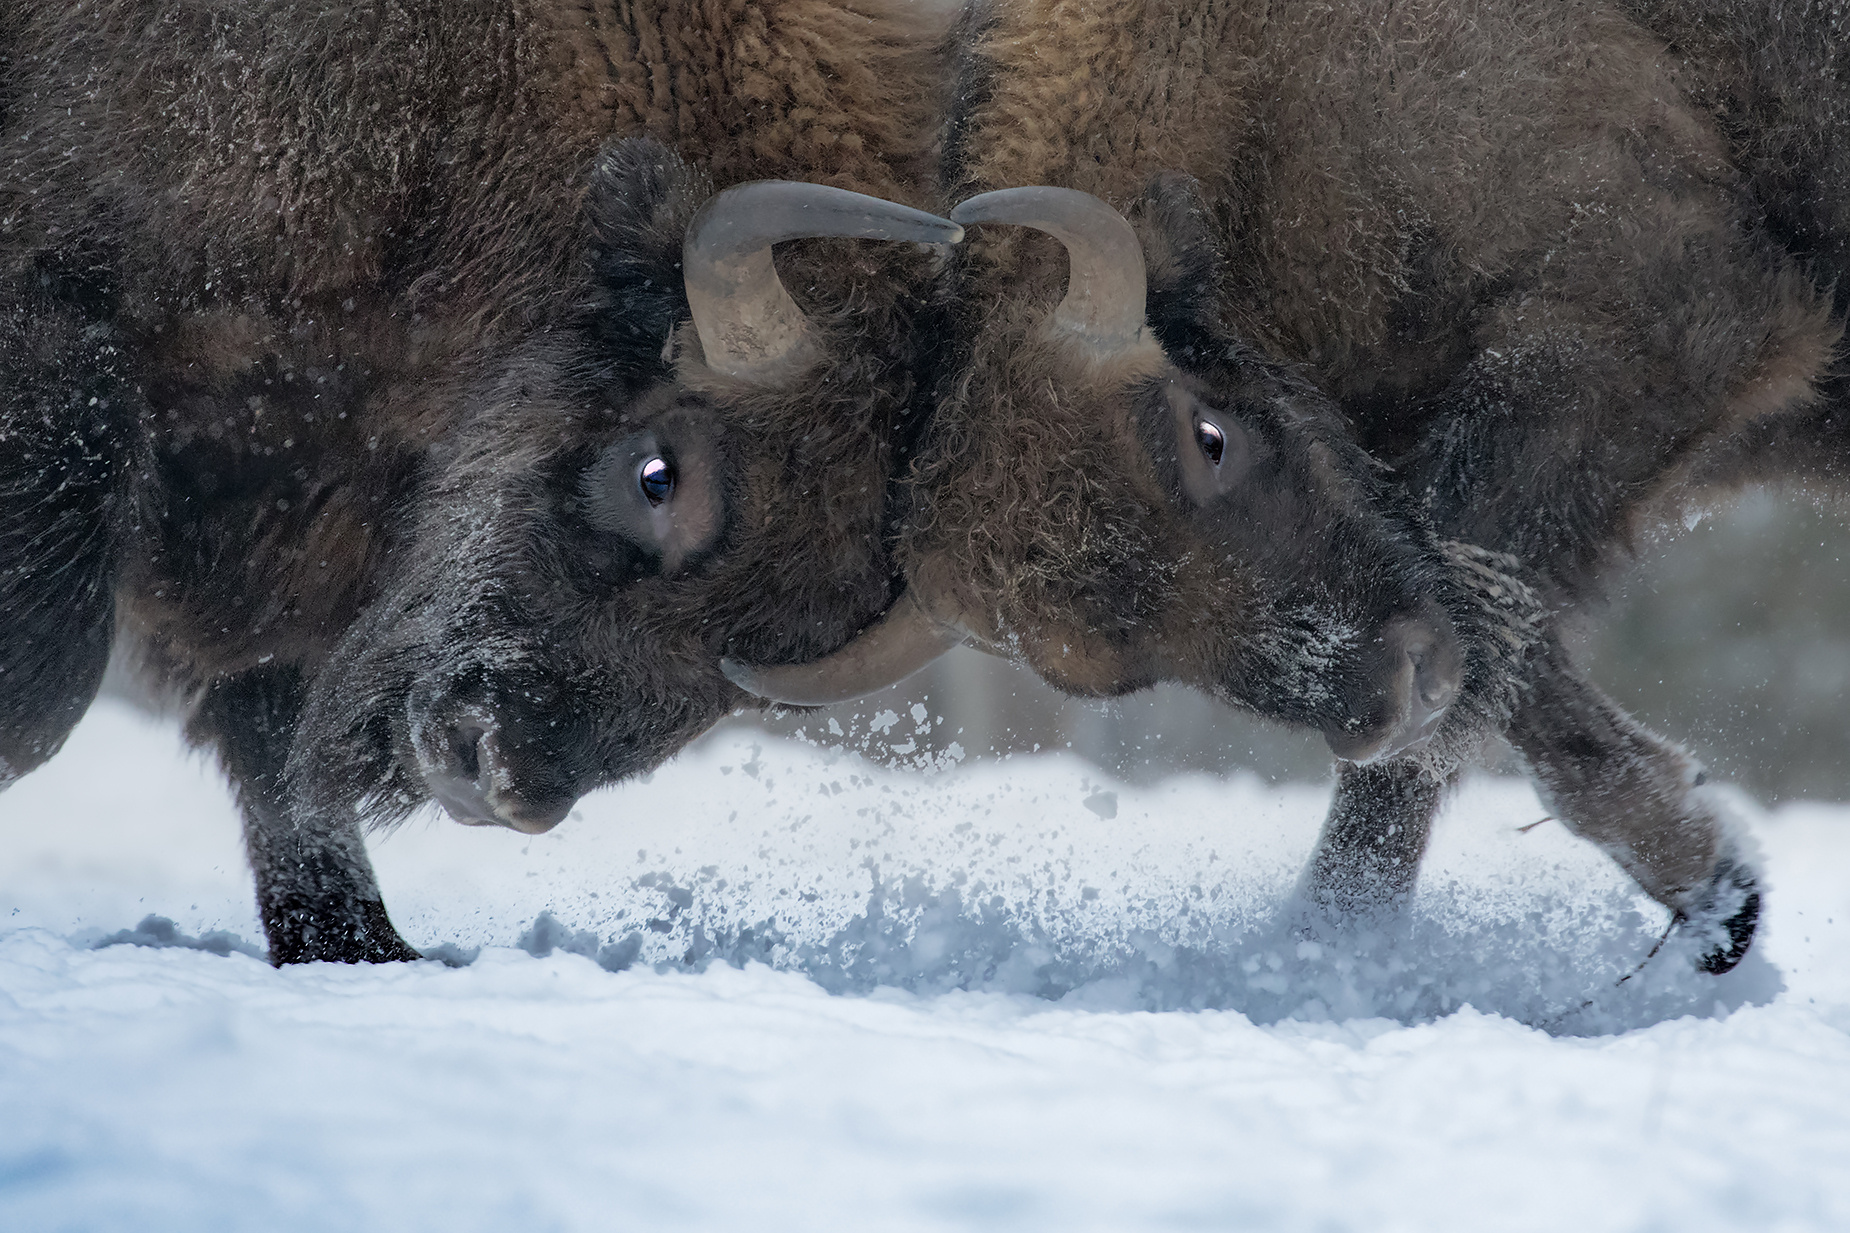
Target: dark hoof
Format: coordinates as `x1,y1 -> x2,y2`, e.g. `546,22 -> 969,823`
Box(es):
266,898 -> 423,966
1679,859 -> 1761,975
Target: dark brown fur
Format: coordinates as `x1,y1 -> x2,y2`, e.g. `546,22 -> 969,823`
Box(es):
0,0 -> 951,961
916,0 -> 1843,962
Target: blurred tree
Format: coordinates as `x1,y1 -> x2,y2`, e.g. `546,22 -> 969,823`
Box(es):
1577,489 -> 1850,804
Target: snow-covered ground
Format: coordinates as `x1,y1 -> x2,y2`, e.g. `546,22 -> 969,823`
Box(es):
3,701 -> 1848,1232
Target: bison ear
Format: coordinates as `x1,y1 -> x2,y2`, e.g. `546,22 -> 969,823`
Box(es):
1135,171 -> 1226,362
585,137 -> 714,377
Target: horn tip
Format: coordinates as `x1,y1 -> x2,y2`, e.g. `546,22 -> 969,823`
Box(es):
900,221 -> 964,246
951,186 -> 1083,227
718,657 -> 763,694
893,215 -> 963,245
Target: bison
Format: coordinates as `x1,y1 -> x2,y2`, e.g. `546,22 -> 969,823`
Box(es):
0,0 -> 961,963
725,0 -> 1850,972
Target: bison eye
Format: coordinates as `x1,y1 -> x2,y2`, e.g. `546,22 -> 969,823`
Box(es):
1195,418 -> 1226,466
638,456 -> 674,506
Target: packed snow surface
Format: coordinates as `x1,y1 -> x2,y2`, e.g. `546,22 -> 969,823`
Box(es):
4,702 -> 1849,1231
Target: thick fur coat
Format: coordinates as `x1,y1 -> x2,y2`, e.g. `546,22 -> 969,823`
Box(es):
0,0 -> 953,960
909,0 -> 1843,961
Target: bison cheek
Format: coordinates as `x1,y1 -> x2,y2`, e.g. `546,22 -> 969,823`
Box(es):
1018,623 -> 1161,698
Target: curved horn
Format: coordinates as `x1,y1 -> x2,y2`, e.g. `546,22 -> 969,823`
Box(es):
684,181 -> 964,381
720,589 -> 971,707
950,186 -> 1149,352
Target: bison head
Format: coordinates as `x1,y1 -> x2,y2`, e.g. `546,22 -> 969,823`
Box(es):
288,138 -> 960,832
725,176 -> 1537,768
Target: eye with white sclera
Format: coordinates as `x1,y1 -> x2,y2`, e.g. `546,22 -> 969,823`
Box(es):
1195,418 -> 1226,466
1166,384 -> 1252,506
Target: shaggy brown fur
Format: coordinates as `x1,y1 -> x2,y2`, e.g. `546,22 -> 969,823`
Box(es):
913,0 -> 1845,966
0,0 -> 952,962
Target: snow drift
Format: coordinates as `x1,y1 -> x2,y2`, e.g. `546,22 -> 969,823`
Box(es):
2,701 -> 1847,1231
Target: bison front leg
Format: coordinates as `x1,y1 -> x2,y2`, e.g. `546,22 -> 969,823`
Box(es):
189,665 -> 421,965
1296,760 -> 1452,928
0,298 -> 146,786
1508,640 -> 1759,973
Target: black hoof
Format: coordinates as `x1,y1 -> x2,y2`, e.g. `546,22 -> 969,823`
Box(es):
266,898 -> 423,966
1679,859 -> 1761,975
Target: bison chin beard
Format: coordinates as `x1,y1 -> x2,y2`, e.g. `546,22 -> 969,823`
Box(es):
287,600 -> 444,835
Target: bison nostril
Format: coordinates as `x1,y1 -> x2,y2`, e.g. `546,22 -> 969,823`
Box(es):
1406,641 -> 1431,698
1415,645 -> 1461,713
1387,608 -> 1462,720
410,703 -> 507,825
1326,606 -> 1465,764
1403,634 -> 1460,711
448,721 -> 486,782
412,702 -> 574,835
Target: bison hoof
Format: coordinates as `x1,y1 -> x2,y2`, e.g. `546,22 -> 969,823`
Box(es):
267,899 -> 424,966
1678,858 -> 1761,975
